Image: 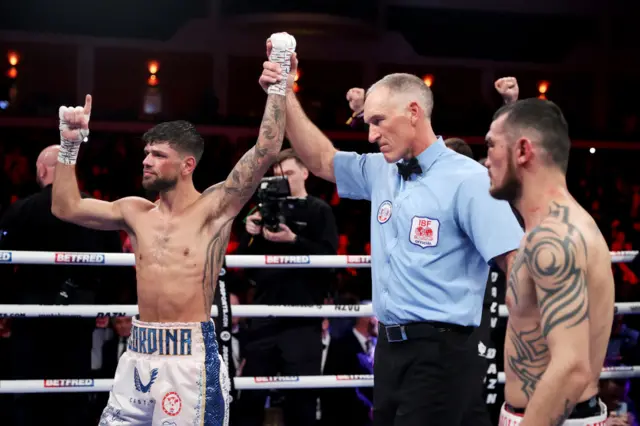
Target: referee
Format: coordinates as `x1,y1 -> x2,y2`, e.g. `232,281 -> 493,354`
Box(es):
259,56 -> 523,426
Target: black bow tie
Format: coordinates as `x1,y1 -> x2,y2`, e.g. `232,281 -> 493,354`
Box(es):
397,158 -> 423,181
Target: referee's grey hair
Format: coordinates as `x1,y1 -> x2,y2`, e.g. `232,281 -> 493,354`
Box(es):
366,73 -> 434,118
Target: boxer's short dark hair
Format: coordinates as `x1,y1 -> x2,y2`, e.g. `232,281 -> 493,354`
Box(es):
143,120 -> 205,165
493,98 -> 570,173
444,137 -> 474,159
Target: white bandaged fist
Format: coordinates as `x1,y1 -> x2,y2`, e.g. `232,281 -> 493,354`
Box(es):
58,94 -> 92,165
267,32 -> 296,96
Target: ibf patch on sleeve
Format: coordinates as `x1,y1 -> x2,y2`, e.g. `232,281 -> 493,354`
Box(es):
377,200 -> 392,224
409,216 -> 440,248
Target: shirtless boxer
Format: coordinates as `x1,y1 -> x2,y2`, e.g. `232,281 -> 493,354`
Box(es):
52,33 -> 296,426
485,98 -> 615,426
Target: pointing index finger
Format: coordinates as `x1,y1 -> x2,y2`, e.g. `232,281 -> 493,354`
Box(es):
84,94 -> 92,116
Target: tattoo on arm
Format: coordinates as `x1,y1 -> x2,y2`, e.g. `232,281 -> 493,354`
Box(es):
551,399 -> 574,426
524,202 -> 589,338
219,95 -> 286,213
202,219 -> 233,317
507,323 -> 549,400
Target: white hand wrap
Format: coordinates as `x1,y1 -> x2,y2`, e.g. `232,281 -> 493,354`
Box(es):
268,32 -> 296,97
58,106 -> 89,165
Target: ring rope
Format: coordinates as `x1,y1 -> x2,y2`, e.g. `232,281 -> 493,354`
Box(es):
1,302 -> 640,318
0,250 -> 636,266
1,366 -> 639,394
2,249 -> 638,394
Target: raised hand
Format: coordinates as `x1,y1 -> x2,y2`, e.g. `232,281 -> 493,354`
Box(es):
259,36 -> 298,95
494,77 -> 519,104
58,94 -> 92,165
346,87 -> 365,113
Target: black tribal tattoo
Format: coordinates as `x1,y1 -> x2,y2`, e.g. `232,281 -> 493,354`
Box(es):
507,202 -> 590,404
507,323 -> 549,400
525,202 -> 589,338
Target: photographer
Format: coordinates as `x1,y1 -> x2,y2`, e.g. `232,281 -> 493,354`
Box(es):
235,149 -> 339,426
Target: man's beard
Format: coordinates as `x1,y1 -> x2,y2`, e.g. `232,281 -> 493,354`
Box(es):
142,175 -> 177,193
490,157 -> 521,203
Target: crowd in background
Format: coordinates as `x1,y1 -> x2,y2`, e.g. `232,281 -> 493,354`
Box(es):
0,89 -> 639,424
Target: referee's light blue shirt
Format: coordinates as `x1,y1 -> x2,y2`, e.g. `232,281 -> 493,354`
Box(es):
334,138 -> 524,327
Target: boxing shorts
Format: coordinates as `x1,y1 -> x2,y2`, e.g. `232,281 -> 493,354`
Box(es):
99,317 -> 231,426
499,397 -> 607,426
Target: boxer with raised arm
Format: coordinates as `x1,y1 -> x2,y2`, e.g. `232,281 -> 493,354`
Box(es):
52,33 -> 296,426
485,98 -> 614,426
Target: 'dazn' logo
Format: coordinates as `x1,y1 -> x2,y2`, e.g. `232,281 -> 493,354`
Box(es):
134,367 -> 158,393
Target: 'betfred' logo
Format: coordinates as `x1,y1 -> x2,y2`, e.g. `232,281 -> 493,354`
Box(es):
347,256 -> 371,264
265,256 -> 310,265
55,253 -> 105,264
336,375 -> 372,381
0,251 -> 12,262
254,376 -> 299,383
44,379 -> 95,388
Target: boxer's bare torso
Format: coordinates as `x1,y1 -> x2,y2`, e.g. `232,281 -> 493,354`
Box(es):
52,94 -> 288,325
117,189 -> 232,323
504,198 -> 614,409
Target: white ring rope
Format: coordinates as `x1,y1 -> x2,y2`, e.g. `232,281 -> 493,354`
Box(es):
1,302 -> 640,318
1,366 -> 639,393
0,250 -> 636,266
2,249 -> 639,393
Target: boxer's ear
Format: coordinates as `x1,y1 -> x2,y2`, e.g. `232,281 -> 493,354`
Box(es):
182,156 -> 197,176
515,137 -> 534,165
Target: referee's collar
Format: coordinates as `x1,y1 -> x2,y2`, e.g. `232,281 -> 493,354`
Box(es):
413,137 -> 446,174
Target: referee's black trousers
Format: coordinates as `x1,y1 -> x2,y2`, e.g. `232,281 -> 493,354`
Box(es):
373,322 -> 477,426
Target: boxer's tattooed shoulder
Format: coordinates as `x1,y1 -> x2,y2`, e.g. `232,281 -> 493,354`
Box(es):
202,218 -> 233,316
551,399 -> 573,426
523,201 -> 589,338
221,95 -> 286,208
507,323 -> 549,400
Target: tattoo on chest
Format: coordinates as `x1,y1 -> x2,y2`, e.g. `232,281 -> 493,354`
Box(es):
507,323 -> 549,400
201,219 -> 233,317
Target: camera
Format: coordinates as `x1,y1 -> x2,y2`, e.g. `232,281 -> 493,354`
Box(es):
256,176 -> 307,232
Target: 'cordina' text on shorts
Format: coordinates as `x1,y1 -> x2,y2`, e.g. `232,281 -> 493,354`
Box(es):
128,325 -> 192,356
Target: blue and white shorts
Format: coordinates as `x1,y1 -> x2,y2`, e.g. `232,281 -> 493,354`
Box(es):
99,317 -> 230,426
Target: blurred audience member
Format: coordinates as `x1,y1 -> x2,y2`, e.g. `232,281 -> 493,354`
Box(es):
600,379 -> 637,426
321,301 -> 377,426
606,316 -> 640,366
0,145 -> 124,426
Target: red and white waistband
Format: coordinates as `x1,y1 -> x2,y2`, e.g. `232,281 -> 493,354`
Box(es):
499,402 -> 608,426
